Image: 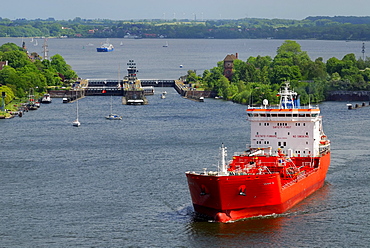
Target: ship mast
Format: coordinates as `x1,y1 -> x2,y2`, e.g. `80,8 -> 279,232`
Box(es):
220,143 -> 228,175
279,82 -> 298,109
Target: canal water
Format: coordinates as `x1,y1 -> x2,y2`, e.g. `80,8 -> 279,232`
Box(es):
1,38 -> 369,247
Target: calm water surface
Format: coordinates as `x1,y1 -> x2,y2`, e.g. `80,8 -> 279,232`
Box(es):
0,38 -> 369,247
0,37 -> 368,79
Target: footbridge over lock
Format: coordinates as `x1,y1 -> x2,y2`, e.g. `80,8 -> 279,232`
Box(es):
78,79 -> 177,96
48,78 -> 212,101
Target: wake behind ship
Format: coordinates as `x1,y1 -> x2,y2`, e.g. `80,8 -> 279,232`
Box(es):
185,83 -> 331,222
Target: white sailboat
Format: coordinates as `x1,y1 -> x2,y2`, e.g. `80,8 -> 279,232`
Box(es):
72,98 -> 80,127
105,95 -> 122,120
160,81 -> 167,99
163,41 -> 168,47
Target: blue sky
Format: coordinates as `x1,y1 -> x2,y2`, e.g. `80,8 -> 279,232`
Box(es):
2,0 -> 370,20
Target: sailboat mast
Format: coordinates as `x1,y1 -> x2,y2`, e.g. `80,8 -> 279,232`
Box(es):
110,95 -> 113,115
76,98 -> 79,120
76,90 -> 79,120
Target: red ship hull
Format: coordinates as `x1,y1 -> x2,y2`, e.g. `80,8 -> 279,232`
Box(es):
186,152 -> 330,222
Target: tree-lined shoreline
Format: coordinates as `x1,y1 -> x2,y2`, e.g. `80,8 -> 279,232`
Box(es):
187,40 -> 370,105
2,16 -> 370,40
0,42 -> 77,117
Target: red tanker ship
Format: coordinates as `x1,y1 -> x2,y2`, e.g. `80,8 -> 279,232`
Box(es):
186,83 -> 331,222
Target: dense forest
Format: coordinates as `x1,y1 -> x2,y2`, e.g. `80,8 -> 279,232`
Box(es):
2,16 -> 370,40
185,40 -> 370,105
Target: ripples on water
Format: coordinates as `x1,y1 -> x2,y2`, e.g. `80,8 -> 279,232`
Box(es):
1,95 -> 369,247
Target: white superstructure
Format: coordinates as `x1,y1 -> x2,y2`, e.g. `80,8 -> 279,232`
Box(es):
246,83 -> 329,158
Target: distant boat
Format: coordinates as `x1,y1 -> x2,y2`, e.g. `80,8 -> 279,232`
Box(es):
97,39 -> 114,52
163,41 -> 168,47
72,98 -> 80,127
41,93 -> 52,104
160,81 -> 167,99
27,88 -> 38,110
120,41 -> 124,46
34,39 -> 38,46
105,95 -> 122,120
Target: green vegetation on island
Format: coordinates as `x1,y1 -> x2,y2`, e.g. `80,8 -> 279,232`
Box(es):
186,40 -> 370,105
2,16 -> 370,40
0,42 -> 77,116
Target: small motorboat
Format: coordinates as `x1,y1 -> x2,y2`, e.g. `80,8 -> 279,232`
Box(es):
105,114 -> 123,120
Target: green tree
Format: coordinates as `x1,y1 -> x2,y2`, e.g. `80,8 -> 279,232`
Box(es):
2,50 -> 34,69
50,54 -> 77,80
0,85 -> 15,105
277,40 -> 302,54
217,76 -> 230,99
